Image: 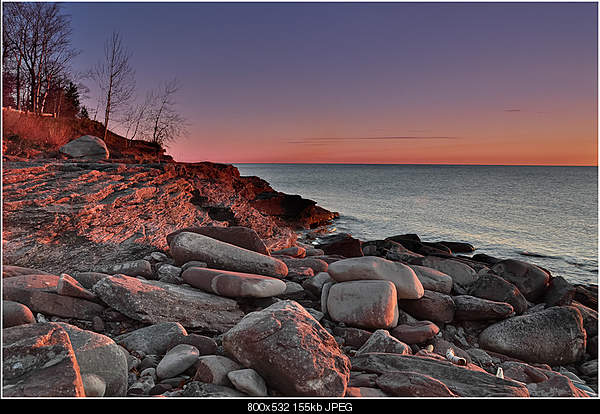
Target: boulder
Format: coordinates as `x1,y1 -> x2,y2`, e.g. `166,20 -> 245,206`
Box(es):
93,275 -> 244,332
193,355 -> 243,386
408,265 -> 453,294
156,344 -> 200,379
275,256 -> 329,274
391,321 -> 440,344
58,135 -> 109,159
222,300 -> 350,396
302,271 -> 333,297
479,306 -> 587,365
182,267 -> 287,298
169,231 -> 288,278
453,295 -> 514,320
376,371 -> 458,397
2,323 -> 85,397
326,280 -> 399,330
468,273 -> 528,315
355,329 -> 411,356
328,256 -> 424,299
3,300 -> 35,328
491,259 -> 550,302
272,246 -> 306,257
57,274 -> 97,301
166,333 -> 218,356
398,290 -> 455,324
332,326 -> 373,348
544,276 -> 576,307
315,233 -> 363,258
227,369 -> 268,396
350,353 -> 530,397
166,226 -> 269,255
55,322 -> 128,396
437,241 -> 475,253
97,259 -> 154,279
116,322 -> 187,355
2,265 -> 54,279
3,274 -> 105,320
419,256 -> 478,288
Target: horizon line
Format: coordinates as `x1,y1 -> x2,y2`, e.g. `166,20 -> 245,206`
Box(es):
217,161 -> 599,167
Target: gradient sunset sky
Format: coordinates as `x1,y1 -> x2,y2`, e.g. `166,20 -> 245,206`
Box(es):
63,1 -> 598,165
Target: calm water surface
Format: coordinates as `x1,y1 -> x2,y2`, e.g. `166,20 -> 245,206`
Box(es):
235,164 -> 598,285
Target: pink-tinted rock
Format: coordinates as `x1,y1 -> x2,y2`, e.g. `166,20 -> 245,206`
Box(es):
3,300 -> 35,328
3,274 -> 105,320
391,321 -> 440,344
2,265 -> 54,279
182,267 -> 286,298
3,323 -> 85,397
167,226 -> 269,255
376,371 -> 458,397
223,300 -> 350,396
57,274 -> 97,301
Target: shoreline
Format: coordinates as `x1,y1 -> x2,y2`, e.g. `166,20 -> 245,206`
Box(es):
2,156 -> 598,398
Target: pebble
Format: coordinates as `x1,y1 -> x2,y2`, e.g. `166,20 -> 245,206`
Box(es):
156,344 -> 200,380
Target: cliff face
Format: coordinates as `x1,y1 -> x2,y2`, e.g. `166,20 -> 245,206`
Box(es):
2,159 -> 337,275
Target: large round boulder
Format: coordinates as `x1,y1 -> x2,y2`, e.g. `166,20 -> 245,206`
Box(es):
59,135 -> 109,160
327,256 -> 424,300
491,259 -> 550,302
222,300 -> 350,396
479,306 -> 586,365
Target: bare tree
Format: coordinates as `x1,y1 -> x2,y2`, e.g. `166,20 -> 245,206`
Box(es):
145,78 -> 187,147
3,2 -> 79,113
90,31 -> 135,141
120,92 -> 152,145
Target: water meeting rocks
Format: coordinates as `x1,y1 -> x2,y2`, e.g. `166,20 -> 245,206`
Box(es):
169,231 -> 288,278
327,256 -> 424,300
181,267 -> 287,298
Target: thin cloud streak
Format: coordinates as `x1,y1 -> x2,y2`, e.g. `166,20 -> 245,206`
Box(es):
287,136 -> 461,144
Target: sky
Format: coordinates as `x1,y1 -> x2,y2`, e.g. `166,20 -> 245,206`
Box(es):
60,1 -> 598,165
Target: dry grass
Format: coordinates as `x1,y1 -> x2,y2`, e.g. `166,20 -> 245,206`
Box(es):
3,108 -> 75,148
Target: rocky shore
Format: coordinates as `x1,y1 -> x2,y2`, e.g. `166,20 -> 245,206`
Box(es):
2,156 -> 598,398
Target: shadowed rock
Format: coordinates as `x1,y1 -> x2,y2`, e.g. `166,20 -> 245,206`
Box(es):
182,267 -> 287,298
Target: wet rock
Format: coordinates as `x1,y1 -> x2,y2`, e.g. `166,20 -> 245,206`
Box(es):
182,267 -> 287,298
328,256 -> 424,300
543,276 -> 576,306
327,281 -> 399,330
92,274 -> 244,332
479,306 -> 587,365
491,259 -> 550,302
59,135 -> 109,159
222,300 -> 350,396
468,273 -> 528,315
315,233 -> 363,258
3,300 -> 35,328
2,323 -> 85,397
169,231 -> 288,278
437,241 -> 475,253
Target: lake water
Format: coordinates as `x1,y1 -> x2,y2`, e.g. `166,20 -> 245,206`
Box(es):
235,164 -> 598,285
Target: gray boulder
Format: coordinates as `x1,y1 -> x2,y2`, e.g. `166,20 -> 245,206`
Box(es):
59,135 -> 109,159
479,306 -> 587,365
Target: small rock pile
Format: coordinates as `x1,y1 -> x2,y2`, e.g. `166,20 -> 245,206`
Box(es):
2,228 -> 598,398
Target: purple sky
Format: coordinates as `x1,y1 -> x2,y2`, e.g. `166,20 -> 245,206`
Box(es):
62,2 -> 598,165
